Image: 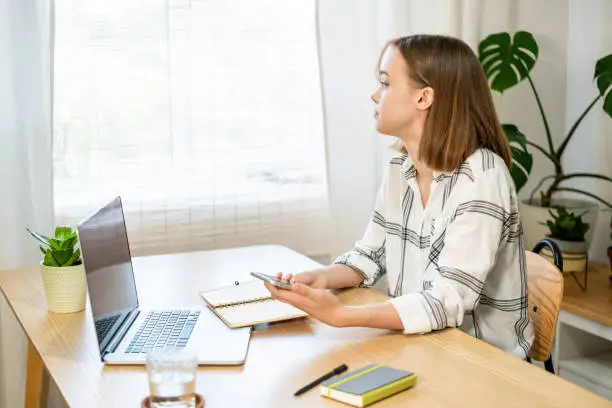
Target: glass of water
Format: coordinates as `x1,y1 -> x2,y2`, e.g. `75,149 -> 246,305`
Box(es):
146,348 -> 197,408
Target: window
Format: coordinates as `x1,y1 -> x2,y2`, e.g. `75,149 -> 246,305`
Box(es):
54,0 -> 330,257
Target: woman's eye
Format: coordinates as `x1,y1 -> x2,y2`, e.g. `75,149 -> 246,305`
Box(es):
379,80 -> 389,88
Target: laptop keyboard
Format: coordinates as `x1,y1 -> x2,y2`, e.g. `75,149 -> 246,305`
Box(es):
125,310 -> 200,354
95,314 -> 121,341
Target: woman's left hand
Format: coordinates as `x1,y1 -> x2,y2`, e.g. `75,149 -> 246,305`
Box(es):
264,282 -> 348,327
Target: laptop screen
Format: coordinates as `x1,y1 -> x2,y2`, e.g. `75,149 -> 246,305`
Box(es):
78,197 -> 139,346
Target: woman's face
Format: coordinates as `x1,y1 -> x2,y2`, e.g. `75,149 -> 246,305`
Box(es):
370,46 -> 430,137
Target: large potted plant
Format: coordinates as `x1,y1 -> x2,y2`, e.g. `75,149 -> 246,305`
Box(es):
541,207 -> 589,275
27,226 -> 86,313
478,31 -> 612,250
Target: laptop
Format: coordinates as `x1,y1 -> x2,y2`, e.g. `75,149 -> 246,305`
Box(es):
77,196 -> 251,365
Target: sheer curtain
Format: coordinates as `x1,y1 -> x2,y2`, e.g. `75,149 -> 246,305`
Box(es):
0,0 -> 54,406
53,0 -> 331,258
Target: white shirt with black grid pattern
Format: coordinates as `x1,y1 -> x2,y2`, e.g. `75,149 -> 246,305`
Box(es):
334,148 -> 534,358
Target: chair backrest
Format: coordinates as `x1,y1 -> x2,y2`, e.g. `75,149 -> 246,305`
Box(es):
525,251 -> 564,362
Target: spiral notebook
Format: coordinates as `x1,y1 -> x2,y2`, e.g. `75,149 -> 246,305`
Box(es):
199,280 -> 307,328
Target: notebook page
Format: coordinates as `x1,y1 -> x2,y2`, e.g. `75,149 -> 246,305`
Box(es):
217,299 -> 307,327
200,280 -> 271,308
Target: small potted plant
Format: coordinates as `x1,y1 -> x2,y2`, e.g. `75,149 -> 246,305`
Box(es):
27,226 -> 87,313
540,207 -> 589,275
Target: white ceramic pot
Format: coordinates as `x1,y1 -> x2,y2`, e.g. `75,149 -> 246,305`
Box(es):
40,263 -> 87,313
519,198 -> 599,251
540,237 -> 588,274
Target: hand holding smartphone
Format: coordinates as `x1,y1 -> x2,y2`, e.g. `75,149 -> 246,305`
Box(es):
250,272 -> 294,290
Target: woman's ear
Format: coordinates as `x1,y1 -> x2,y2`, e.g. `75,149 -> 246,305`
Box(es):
416,87 -> 434,111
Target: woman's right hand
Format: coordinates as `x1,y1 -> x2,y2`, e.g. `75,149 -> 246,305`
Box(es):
275,270 -> 327,289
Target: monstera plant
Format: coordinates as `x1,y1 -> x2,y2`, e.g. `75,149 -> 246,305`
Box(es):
478,31 -> 612,205
478,31 -> 612,250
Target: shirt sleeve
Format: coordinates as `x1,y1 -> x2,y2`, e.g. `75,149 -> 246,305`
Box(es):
333,175 -> 388,287
389,167 -> 513,333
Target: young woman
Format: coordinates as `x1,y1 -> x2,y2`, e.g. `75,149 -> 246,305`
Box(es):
265,34 -> 533,358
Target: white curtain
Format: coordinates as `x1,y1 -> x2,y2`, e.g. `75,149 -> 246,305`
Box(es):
0,0 -> 55,406
316,0 -> 382,257
52,0 -> 332,259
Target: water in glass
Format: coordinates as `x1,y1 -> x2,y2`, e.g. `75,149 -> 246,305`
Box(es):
147,348 -> 197,408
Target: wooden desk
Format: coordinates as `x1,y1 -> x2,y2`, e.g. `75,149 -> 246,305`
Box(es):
1,245 -> 609,408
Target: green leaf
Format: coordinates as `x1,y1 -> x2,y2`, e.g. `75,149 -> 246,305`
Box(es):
48,238 -> 63,251
39,246 -> 47,255
581,222 -> 590,235
594,54 -> 612,118
478,31 -> 539,93
503,124 -> 533,193
54,226 -> 74,240
64,248 -> 81,266
59,235 -> 78,250
43,251 -> 60,267
545,207 -> 590,241
559,217 -> 575,231
27,228 -> 52,247
52,249 -> 73,266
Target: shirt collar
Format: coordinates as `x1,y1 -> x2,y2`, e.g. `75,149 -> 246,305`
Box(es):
398,154 -> 416,181
397,153 -> 452,182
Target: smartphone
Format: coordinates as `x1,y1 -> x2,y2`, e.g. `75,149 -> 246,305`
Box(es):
250,272 -> 294,289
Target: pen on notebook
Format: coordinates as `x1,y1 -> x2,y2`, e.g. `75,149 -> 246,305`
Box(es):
294,364 -> 348,396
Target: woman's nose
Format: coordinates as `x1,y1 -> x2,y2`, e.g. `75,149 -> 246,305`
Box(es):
370,91 -> 379,103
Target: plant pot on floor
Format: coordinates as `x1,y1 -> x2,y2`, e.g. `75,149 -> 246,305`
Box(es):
40,262 -> 87,313
519,198 -> 599,251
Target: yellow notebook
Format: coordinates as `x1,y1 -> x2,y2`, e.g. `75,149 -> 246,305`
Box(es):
199,280 -> 307,328
320,364 -> 417,407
